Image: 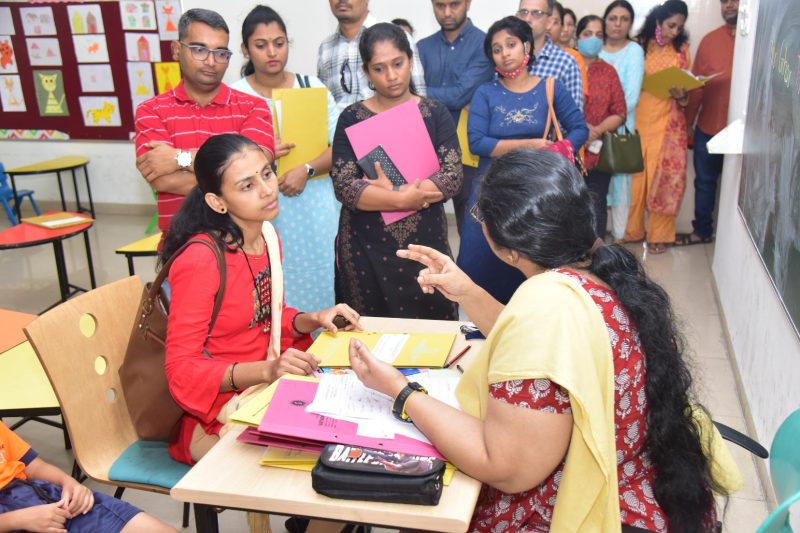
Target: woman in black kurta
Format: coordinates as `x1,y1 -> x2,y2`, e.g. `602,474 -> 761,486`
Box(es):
331,23 -> 462,320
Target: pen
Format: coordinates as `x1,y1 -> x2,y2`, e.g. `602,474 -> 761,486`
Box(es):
444,345 -> 471,368
456,364 -> 465,374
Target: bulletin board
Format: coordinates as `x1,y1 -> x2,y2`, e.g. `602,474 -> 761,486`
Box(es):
0,0 -> 182,141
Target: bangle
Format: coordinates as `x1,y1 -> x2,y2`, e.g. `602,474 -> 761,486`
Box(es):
228,362 -> 240,391
292,312 -> 312,335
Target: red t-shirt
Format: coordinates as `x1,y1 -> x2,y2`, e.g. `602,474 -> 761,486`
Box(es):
584,60 -> 627,171
469,269 -> 667,532
134,81 -> 275,233
165,234 -> 311,464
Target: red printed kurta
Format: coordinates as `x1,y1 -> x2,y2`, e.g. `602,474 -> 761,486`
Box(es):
469,269 -> 667,532
584,60 -> 627,170
165,234 -> 311,464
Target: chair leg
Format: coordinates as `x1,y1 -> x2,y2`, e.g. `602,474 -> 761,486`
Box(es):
114,486 -> 125,499
1,197 -> 19,225
27,194 -> 41,216
183,502 -> 191,528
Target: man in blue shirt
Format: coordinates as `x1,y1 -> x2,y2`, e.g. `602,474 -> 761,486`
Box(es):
517,0 -> 584,111
418,0 -> 494,236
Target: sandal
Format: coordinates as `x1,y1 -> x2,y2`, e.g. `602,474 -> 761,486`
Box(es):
674,233 -> 714,246
647,242 -> 667,254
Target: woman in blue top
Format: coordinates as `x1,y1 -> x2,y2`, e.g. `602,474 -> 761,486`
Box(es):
231,5 -> 340,312
457,16 -> 588,304
600,0 -> 645,242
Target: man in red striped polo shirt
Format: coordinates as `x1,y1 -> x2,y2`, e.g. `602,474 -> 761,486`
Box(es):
135,8 -> 274,234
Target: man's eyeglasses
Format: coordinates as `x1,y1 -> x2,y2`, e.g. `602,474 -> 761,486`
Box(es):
179,42 -> 233,64
516,8 -> 550,19
340,58 -> 353,94
470,203 -> 485,224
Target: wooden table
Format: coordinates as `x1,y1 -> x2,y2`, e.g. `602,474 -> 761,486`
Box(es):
114,232 -> 161,275
6,156 -> 94,220
0,309 -> 68,449
0,213 -> 97,312
171,317 -> 484,533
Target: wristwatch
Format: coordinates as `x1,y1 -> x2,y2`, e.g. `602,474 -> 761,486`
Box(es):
392,382 -> 428,422
176,150 -> 192,170
304,163 -> 316,177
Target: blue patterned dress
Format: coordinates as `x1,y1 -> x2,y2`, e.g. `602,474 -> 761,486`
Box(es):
231,75 -> 341,311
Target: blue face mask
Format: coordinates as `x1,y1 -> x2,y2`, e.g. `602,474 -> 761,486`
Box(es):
578,35 -> 603,57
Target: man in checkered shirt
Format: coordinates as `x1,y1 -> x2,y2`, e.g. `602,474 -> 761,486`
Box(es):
517,0 -> 584,111
318,0 -> 426,112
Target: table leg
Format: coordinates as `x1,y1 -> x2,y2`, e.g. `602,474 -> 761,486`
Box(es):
193,504 -> 219,533
52,240 -> 70,303
83,165 -> 96,218
127,255 -> 135,276
9,174 -> 21,223
71,168 -> 83,214
56,171 -> 67,211
82,230 -> 97,289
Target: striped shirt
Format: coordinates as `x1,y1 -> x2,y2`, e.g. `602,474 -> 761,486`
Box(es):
134,81 -> 275,233
531,36 -> 585,112
317,13 -> 426,112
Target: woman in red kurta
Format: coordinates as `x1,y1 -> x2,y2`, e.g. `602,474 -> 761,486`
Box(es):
577,15 -> 627,240
161,133 -> 362,465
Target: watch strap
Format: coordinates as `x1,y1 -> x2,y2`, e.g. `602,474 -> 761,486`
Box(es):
305,163 -> 315,177
392,382 -> 427,422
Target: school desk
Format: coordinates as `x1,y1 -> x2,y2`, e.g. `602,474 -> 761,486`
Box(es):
0,213 -> 96,312
115,232 -> 162,275
5,156 -> 94,220
171,316 -> 483,533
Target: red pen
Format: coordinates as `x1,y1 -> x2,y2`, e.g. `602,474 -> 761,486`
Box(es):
444,345 -> 471,369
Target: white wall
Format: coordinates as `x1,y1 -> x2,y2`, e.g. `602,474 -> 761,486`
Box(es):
0,0 -> 724,214
711,0 -> 800,444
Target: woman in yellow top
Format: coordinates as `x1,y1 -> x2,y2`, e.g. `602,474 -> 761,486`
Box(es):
348,149 -> 733,532
625,0 -> 691,254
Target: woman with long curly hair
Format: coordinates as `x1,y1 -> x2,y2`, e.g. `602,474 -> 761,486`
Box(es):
348,149 -> 735,532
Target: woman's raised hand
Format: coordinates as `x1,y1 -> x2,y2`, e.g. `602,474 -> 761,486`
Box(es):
396,244 -> 475,303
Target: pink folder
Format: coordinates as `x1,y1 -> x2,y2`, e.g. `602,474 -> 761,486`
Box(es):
256,379 -> 444,460
345,99 -> 441,225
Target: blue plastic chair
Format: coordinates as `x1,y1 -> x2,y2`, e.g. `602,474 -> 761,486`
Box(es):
756,409 -> 800,533
0,162 -> 41,225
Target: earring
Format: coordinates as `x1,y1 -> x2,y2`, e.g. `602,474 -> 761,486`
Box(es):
368,80 -> 375,91
655,25 -> 666,46
220,207 -> 227,214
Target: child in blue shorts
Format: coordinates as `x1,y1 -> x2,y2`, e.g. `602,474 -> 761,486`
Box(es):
0,421 -> 176,533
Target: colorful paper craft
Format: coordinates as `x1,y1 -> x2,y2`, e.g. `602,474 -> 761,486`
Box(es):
155,0 -> 180,40
120,1 -> 157,31
271,88 -> 328,177
72,35 -> 110,63
33,70 -> 68,116
20,7 -> 56,36
78,64 -> 114,93
0,9 -> 14,36
127,62 -> 155,110
154,61 -> 180,94
26,38 -> 62,67
67,5 -> 105,35
125,33 -> 161,63
0,36 -> 18,74
0,75 -> 26,112
79,96 -> 121,127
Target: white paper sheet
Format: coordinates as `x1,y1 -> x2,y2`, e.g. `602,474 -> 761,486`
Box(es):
371,333 -> 408,364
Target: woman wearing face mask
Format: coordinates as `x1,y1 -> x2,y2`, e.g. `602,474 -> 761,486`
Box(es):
577,15 -> 626,240
600,0 -> 644,243
627,0 -> 691,254
231,5 -> 341,311
458,16 -> 588,304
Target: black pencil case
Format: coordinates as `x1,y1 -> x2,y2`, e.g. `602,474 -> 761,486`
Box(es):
356,145 -> 407,187
311,443 -> 445,505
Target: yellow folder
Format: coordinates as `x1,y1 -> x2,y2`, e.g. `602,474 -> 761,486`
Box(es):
641,66 -> 711,99
21,213 -> 93,229
307,331 -> 456,368
271,87 -> 328,177
457,108 -> 479,168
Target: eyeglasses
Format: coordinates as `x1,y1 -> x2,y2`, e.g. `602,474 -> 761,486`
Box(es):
340,58 -> 353,94
469,203 -> 485,224
178,42 -> 233,64
516,8 -> 550,19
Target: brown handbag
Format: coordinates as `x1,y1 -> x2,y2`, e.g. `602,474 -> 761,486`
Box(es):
119,237 -> 227,441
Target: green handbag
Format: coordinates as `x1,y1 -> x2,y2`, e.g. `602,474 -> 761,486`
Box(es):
595,127 -> 644,174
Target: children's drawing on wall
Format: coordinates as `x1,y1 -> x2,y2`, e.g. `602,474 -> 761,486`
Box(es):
78,64 -> 114,93
127,61 -> 155,110
26,38 -> 62,67
20,7 -> 57,36
34,70 -> 69,116
125,33 -> 161,62
0,75 -> 26,112
67,5 -> 105,35
155,0 -> 180,40
0,36 -> 18,74
0,8 -> 15,36
79,96 -> 121,127
120,1 -> 157,31
155,61 -> 180,94
72,34 -> 110,63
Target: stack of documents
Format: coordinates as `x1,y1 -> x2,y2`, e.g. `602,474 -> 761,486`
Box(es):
307,331 -> 456,368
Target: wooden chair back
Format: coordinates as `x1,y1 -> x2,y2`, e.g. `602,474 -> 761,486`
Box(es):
24,276 -> 143,482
